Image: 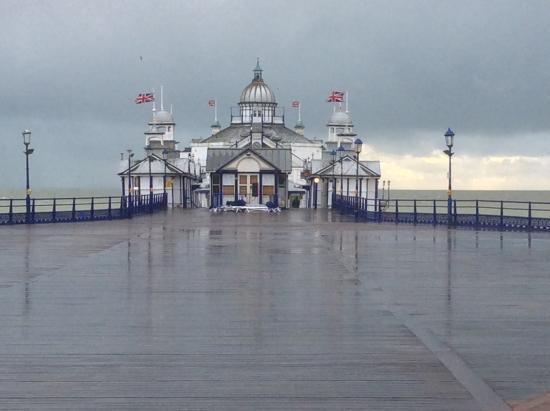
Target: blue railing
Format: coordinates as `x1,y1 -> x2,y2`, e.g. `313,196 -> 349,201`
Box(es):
332,194 -> 550,231
0,193 -> 167,225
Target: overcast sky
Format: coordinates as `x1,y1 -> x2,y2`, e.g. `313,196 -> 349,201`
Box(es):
1,0 -> 549,191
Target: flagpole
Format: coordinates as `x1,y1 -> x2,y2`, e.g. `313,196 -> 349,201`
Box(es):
298,103 -> 301,122
345,90 -> 349,112
214,98 -> 218,123
152,88 -> 156,112
160,85 -> 164,111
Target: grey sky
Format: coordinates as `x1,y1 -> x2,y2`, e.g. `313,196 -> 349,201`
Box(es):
1,0 -> 549,190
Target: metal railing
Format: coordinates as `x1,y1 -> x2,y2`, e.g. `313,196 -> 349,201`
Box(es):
0,193 -> 167,225
332,194 -> 550,231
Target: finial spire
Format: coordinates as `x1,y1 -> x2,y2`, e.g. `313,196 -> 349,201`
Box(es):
253,58 -> 263,80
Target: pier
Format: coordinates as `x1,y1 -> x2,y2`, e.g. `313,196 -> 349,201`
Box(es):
1,209 -> 549,409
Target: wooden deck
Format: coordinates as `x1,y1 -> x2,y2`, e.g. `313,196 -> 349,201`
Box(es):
0,209 -> 549,410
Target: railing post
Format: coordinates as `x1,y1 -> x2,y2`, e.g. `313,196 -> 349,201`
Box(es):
72,198 -> 76,221
120,196 -> 126,218
475,200 -> 479,227
52,198 -> 57,222
395,199 -> 399,223
90,197 -> 95,220
528,201 -> 532,231
31,199 -> 36,223
433,200 -> 437,225
500,201 -> 504,228
108,197 -> 112,219
8,199 -> 13,224
453,200 -> 457,225
413,200 -> 417,224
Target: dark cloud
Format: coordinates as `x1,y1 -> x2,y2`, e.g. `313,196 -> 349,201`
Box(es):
1,0 -> 549,189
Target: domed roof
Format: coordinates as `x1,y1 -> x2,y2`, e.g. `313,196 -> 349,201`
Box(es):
150,109 -> 174,124
328,109 -> 352,126
240,82 -> 276,104
239,59 -> 276,104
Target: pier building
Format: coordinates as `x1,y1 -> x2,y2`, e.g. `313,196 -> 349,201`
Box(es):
118,99 -> 201,208
118,60 -> 381,209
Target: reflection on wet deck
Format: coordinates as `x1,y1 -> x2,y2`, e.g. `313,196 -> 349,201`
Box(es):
0,209 -> 549,410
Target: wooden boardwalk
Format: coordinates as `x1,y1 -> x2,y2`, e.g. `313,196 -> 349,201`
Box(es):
0,209 -> 549,410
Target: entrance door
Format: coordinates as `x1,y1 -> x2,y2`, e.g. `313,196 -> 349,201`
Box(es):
239,174 -> 259,205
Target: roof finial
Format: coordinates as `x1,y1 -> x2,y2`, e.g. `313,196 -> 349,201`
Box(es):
170,104 -> 173,114
253,58 -> 262,80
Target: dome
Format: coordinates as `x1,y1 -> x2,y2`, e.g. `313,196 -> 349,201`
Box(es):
328,109 -> 352,126
239,59 -> 276,104
150,109 -> 174,124
240,81 -> 276,104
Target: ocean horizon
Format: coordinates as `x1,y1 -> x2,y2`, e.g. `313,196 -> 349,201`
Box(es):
1,187 -> 549,204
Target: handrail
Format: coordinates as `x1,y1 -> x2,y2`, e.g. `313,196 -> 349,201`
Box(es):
0,193 -> 168,225
332,194 -> 550,232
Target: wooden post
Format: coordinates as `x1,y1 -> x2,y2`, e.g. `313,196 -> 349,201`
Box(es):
52,198 -> 57,222
413,200 -> 417,224
72,198 -> 76,221
433,200 -> 437,225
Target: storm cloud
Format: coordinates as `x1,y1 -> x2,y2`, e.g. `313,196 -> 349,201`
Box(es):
1,0 -> 549,190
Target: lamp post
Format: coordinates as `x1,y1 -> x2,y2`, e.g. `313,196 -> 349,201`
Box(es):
443,128 -> 455,225
330,150 -> 337,206
145,146 -> 153,213
354,138 -> 363,218
337,145 -> 345,196
22,130 -> 33,223
127,149 -> 134,217
162,149 -> 168,196
313,176 -> 320,209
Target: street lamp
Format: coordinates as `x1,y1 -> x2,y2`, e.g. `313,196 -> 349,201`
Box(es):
22,130 -> 33,223
354,138 -> 363,218
145,146 -> 153,213
337,145 -> 345,196
330,150 -> 337,205
313,176 -> 320,209
127,149 -> 134,217
443,128 -> 455,224
162,149 -> 168,196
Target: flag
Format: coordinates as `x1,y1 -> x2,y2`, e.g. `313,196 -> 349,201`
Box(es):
135,92 -> 154,104
208,99 -> 216,107
291,100 -> 300,108
326,91 -> 344,102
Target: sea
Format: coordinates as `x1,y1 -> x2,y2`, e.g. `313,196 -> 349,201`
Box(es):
1,188 -> 549,217
1,188 -> 549,202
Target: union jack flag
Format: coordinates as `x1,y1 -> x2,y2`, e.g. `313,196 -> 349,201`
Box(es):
208,99 -> 216,107
326,91 -> 344,102
291,100 -> 300,108
135,92 -> 155,104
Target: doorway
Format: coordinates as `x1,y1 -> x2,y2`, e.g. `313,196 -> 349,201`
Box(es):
238,174 -> 259,205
